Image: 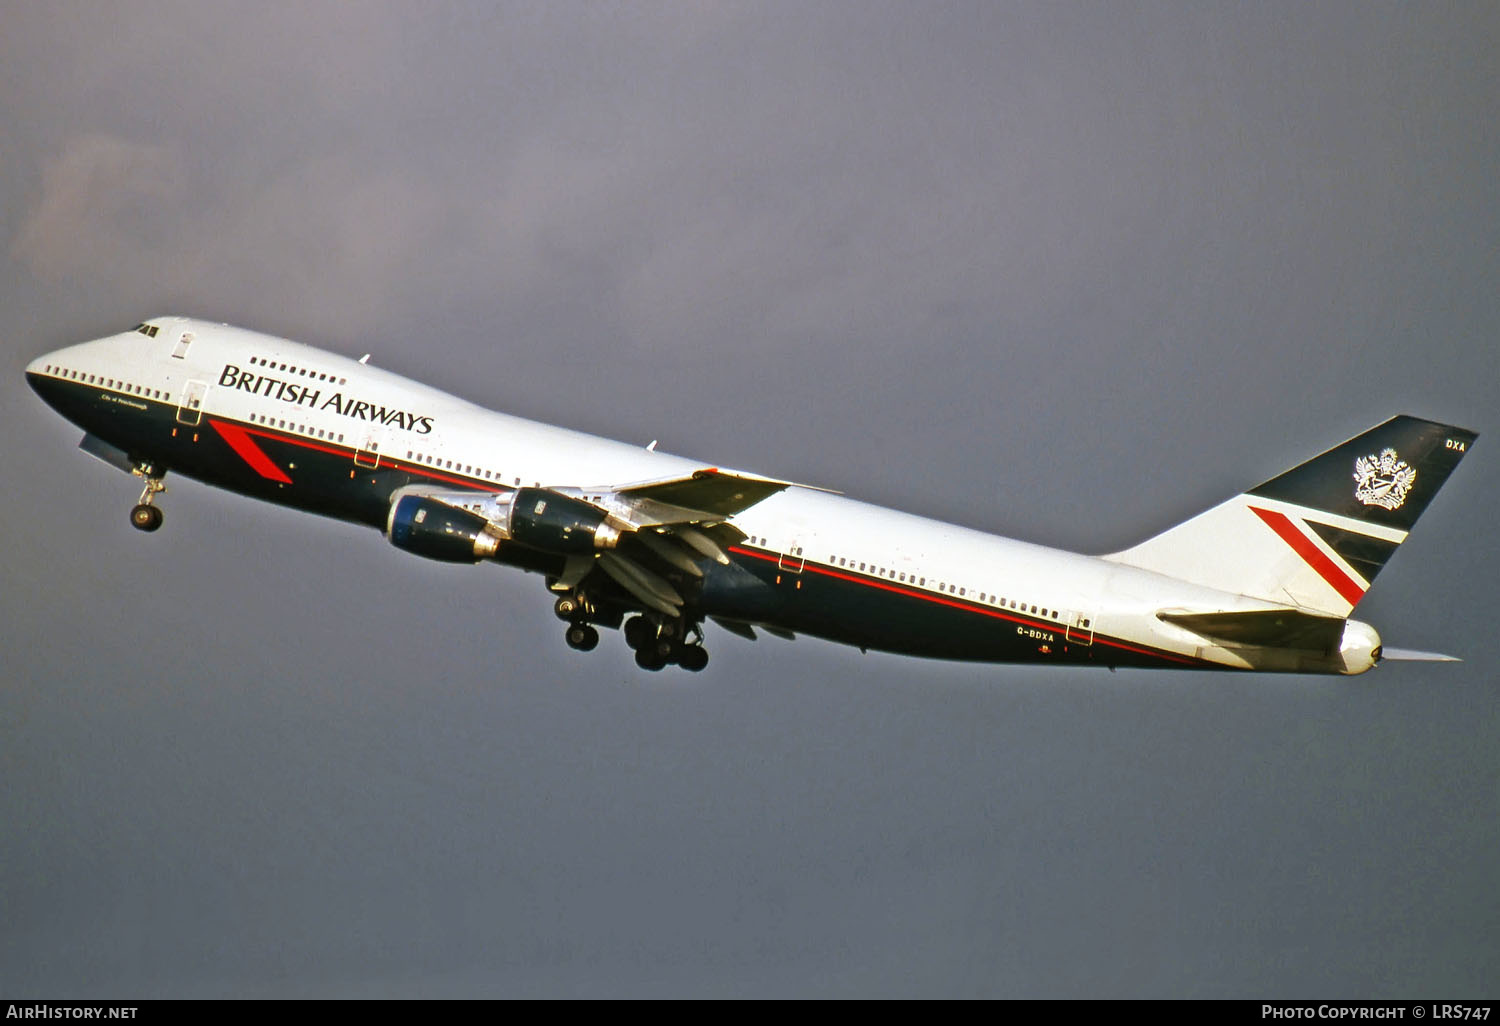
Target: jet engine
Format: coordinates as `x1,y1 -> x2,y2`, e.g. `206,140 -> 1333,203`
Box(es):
498,487 -> 622,554
387,494 -> 501,563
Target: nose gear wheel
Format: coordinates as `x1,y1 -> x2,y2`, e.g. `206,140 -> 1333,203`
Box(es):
129,469 -> 167,532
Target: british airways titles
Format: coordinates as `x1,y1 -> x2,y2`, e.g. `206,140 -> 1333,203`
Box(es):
218,363 -> 434,433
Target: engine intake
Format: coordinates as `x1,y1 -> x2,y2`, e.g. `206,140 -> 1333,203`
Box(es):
387,495 -> 501,563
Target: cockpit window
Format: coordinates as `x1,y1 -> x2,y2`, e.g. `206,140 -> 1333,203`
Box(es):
134,323 -> 160,338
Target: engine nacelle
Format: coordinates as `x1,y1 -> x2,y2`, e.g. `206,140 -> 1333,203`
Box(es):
387,495 -> 501,563
1336,619 -> 1383,675
501,487 -> 621,554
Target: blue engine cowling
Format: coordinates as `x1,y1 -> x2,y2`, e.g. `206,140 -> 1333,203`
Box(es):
387,495 -> 501,563
504,487 -> 621,554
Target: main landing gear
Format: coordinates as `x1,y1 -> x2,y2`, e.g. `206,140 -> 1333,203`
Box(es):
564,622 -> 600,652
625,615 -> 708,673
129,469 -> 167,533
553,593 -> 709,671
555,594 -> 600,652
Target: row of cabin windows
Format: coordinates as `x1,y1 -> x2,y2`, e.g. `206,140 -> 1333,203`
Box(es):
685,535 -> 1095,630
833,554 -> 921,584
828,553 -> 932,588
242,419 -> 541,492
51,359 -> 630,509
49,365 -> 169,402
248,354 -> 346,386
248,411 -> 345,444
747,536 -> 801,551
823,549 -> 1084,625
747,535 -> 803,557
405,451 -> 534,487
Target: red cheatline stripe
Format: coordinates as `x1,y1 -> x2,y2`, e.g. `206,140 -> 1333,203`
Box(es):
1248,505 -> 1365,607
209,419 -> 293,484
727,546 -> 1202,666
215,417 -> 494,490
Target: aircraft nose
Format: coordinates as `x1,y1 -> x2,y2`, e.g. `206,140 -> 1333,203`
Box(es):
25,351 -> 72,411
25,354 -> 50,392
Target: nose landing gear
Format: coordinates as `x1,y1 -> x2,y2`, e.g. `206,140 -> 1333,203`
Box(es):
129,470 -> 167,532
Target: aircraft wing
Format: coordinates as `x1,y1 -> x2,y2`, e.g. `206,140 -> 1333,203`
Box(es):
394,467 -> 816,620
547,469 -> 811,615
601,467 -> 808,525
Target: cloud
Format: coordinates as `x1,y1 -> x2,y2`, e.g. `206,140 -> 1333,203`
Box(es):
9,133 -> 457,338
11,134 -> 183,283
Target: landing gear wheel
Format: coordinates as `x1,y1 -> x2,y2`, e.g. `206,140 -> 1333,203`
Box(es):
564,623 -> 599,651
634,645 -> 668,671
130,468 -> 167,533
130,504 -> 163,532
677,645 -> 709,672
624,616 -> 653,651
554,595 -> 580,621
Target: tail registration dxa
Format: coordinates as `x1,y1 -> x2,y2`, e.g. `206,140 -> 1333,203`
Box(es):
26,318 -> 1477,674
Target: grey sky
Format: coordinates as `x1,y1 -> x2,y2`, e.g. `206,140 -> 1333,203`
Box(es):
2,2 -> 1497,997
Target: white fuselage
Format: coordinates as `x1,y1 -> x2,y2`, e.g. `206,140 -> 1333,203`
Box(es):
26,317 -> 1380,674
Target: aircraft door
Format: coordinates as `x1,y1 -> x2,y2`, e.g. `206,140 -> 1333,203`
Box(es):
777,542 -> 805,573
1064,611 -> 1095,646
175,380 -> 208,426
353,431 -> 383,470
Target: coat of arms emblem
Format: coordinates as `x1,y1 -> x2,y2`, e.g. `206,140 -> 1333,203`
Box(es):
1353,448 -> 1416,510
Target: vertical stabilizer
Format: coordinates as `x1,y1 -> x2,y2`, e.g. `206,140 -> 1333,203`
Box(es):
1104,416 -> 1476,616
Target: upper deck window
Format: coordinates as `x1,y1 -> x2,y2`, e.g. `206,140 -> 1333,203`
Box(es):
133,323 -> 159,338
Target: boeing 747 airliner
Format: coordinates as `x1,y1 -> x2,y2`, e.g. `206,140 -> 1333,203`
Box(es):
26,317 -> 1476,673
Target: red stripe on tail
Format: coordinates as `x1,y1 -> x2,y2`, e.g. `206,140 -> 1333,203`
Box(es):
1248,506 -> 1365,607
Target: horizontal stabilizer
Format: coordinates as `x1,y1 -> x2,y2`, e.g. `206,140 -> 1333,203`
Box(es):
1158,608 -> 1345,652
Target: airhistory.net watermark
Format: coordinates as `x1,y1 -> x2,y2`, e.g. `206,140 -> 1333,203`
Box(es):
5,1007 -> 137,1020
